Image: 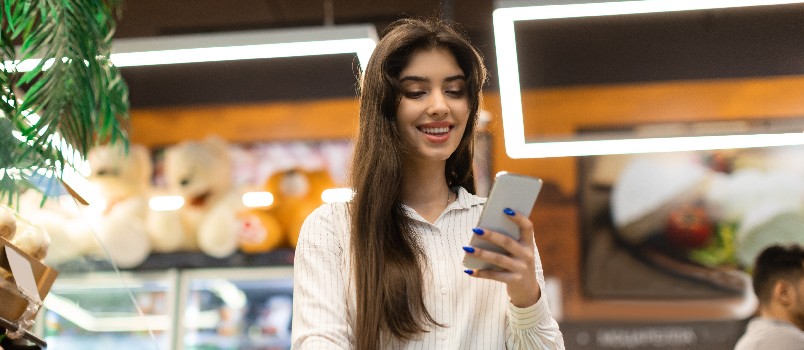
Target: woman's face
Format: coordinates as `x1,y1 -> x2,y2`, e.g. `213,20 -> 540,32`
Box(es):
395,47 -> 469,164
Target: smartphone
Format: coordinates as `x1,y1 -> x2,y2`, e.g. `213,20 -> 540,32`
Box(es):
463,172 -> 543,270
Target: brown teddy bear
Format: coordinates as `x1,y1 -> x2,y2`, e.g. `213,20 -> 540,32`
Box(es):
264,168 -> 335,247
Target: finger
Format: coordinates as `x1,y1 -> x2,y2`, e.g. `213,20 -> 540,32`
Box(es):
471,226 -> 530,258
503,207 -> 535,246
463,245 -> 526,272
464,267 -> 516,283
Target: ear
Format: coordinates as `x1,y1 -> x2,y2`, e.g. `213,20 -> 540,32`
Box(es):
773,280 -> 794,306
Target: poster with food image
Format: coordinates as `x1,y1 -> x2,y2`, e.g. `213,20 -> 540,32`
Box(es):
579,145 -> 804,299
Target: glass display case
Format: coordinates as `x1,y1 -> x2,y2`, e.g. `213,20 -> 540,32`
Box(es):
177,267 -> 294,350
35,270 -> 177,350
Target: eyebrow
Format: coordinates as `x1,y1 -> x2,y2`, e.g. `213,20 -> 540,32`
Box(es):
399,74 -> 466,83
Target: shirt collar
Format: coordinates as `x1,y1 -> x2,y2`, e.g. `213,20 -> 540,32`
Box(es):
453,186 -> 484,209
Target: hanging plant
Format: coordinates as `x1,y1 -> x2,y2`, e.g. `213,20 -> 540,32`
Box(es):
0,0 -> 129,205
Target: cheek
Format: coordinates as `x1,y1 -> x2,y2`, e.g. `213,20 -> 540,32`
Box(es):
451,100 -> 470,118
396,99 -> 418,117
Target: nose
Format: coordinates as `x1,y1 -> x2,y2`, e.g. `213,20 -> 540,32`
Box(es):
427,91 -> 450,118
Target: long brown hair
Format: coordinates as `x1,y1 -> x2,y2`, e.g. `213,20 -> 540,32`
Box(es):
349,17 -> 487,349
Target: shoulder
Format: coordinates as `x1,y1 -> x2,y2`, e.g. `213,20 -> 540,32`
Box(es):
306,202 -> 350,222
299,202 -> 351,242
735,318 -> 804,350
303,202 -> 350,229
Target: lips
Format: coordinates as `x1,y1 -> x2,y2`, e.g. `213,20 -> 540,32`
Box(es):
416,122 -> 454,143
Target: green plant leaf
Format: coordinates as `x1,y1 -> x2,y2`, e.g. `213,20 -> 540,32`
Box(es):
1,0 -> 129,204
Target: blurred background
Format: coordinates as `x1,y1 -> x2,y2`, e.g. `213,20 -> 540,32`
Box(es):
4,0 -> 804,349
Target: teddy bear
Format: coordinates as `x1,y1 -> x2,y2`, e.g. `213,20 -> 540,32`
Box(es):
148,137 -> 242,258
238,192 -> 284,254
81,143 -> 155,268
265,168 -> 335,248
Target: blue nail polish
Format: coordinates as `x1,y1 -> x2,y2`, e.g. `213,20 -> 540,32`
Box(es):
472,227 -> 484,235
503,208 -> 515,216
462,246 -> 475,253
464,269 -> 474,275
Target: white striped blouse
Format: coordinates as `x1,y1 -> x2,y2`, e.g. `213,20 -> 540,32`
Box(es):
291,186 -> 565,349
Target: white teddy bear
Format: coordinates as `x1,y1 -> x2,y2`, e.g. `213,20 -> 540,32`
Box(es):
147,137 -> 242,258
83,143 -> 155,268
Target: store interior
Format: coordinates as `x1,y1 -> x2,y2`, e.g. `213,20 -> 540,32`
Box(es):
3,0 -> 804,349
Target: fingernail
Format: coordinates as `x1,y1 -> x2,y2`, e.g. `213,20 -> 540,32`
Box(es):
464,269 -> 474,275
462,246 -> 475,253
472,227 -> 484,235
503,208 -> 515,216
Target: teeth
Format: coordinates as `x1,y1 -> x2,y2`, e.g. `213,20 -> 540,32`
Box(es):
421,127 -> 449,134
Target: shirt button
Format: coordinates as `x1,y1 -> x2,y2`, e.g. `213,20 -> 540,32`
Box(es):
439,333 -> 448,340
440,287 -> 448,294
437,255 -> 445,260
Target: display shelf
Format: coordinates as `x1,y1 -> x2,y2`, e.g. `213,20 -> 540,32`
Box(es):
34,262 -> 294,350
36,270 -> 177,350
132,249 -> 295,271
50,249 -> 295,275
177,266 -> 294,350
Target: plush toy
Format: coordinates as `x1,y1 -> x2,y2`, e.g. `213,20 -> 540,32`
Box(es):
238,197 -> 284,254
148,137 -> 242,258
265,168 -> 334,247
84,143 -> 154,268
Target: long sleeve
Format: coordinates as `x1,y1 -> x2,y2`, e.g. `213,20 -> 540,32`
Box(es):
505,245 -> 565,350
291,188 -> 566,349
291,204 -> 353,349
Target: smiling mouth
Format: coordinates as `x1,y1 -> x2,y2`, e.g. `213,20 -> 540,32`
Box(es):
418,126 -> 452,134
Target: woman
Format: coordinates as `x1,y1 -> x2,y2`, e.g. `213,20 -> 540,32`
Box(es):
292,18 -> 564,349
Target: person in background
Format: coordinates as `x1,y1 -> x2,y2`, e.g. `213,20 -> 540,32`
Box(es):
291,17 -> 564,349
734,244 -> 804,350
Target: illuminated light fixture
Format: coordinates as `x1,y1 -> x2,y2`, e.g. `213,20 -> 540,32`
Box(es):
149,195 -> 184,211
493,0 -> 804,158
10,24 -> 378,73
321,188 -> 354,203
242,191 -> 274,208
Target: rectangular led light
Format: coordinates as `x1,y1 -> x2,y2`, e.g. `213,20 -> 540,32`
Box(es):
10,24 -> 378,73
494,0 -> 804,158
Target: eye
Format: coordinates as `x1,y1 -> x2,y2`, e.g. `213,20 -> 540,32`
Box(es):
445,89 -> 465,97
403,91 -> 426,99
